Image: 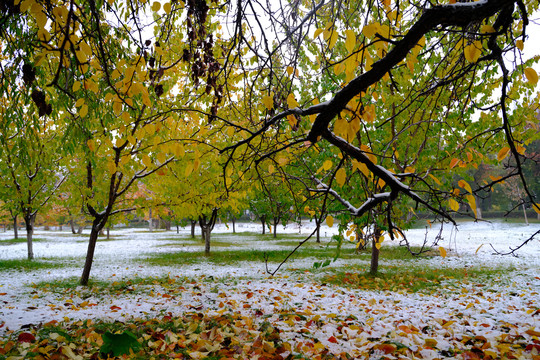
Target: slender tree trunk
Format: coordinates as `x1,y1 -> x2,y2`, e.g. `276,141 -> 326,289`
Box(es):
273,217 -> 279,238
176,224 -> 179,234
232,217 -> 236,233
190,219 -> 197,238
80,217 -> 106,286
24,213 -> 36,260
77,224 -> 84,234
370,227 -> 382,275
316,224 -> 320,243
260,215 -> 266,235
148,208 -> 153,232
13,214 -> 18,239
523,204 -> 529,225
203,227 -> 211,254
70,219 -> 76,234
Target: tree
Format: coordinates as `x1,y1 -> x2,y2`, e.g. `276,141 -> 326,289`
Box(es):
216,0 -> 540,270
0,55 -> 66,259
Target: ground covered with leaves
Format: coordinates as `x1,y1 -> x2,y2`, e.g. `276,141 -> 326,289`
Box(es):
1,223 -> 540,359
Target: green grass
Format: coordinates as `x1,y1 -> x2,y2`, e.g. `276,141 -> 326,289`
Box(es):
321,263 -> 513,293
0,237 -> 45,245
32,274 -> 196,294
0,258 -> 68,271
141,246 -> 337,267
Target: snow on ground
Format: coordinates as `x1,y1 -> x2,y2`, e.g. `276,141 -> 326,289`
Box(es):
0,220 -> 539,357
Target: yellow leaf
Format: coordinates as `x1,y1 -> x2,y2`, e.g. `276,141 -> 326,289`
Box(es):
480,25 -> 495,33
497,146 -> 510,161
362,23 -> 378,39
79,104 -> 88,117
429,174 -> 442,186
458,180 -> 472,194
328,30 -> 339,49
268,164 -> 275,174
72,81 -> 81,92
75,98 -> 85,107
516,39 -> 524,51
489,175 -> 502,182
326,215 -> 334,227
344,30 -> 356,54
465,194 -> 477,218
286,93 -> 299,108
262,92 -> 274,110
464,42 -> 481,63
151,1 -> 161,12
142,154 -> 152,168
313,28 -> 324,39
533,203 -> 540,214
449,158 -> 460,169
448,198 -> 459,212
157,152 -> 166,164
336,168 -> 347,187
286,66 -> 294,76
323,160 -> 333,171
107,161 -> 117,174
524,67 -> 538,85
438,246 -> 447,258
163,2 -> 171,13
87,139 -> 96,152
475,244 -> 484,254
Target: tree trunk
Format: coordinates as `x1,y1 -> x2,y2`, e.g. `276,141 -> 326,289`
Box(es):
24,213 -> 36,260
316,224 -> 320,243
232,217 -> 236,233
523,204 -> 529,225
77,224 -> 84,234
370,227 -> 382,275
273,217 -> 279,238
106,226 -> 110,240
176,224 -> 179,234
199,209 -> 218,255
148,208 -> 153,232
13,214 -> 18,239
80,217 -> 106,286
260,215 -> 266,235
70,219 -> 76,234
190,219 -> 197,238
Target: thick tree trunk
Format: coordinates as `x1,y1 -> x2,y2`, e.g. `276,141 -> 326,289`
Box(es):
273,217 -> 279,238
24,213 -> 36,260
80,218 -> 106,286
370,227 -> 382,275
199,209 -> 218,255
202,227 -> 211,254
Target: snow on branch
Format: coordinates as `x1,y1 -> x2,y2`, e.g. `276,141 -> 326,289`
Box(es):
310,176 -> 393,216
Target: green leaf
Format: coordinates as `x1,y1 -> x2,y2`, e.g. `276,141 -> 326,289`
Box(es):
100,331 -> 141,357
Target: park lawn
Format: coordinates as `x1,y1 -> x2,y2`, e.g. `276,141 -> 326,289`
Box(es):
0,223 -> 539,359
